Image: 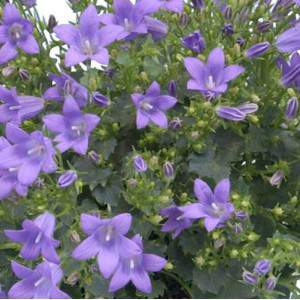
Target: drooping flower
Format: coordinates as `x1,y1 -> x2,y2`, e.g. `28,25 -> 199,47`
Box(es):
132,81 -> 177,129
160,0 -> 184,13
99,0 -> 166,41
0,4 -> 39,65
285,97 -> 299,119
184,48 -> 244,100
254,259 -> 272,275
43,96 -> 100,155
108,234 -> 166,294
58,170 -> 77,188
54,4 -> 123,67
0,124 -> 57,186
133,155 -> 148,173
0,137 -> 28,200
182,31 -> 206,54
5,212 -> 60,263
245,41 -> 270,58
72,213 -> 140,279
0,86 -> 44,125
8,260 -> 70,299
277,53 -> 300,89
276,23 -> 300,53
182,178 -> 235,232
242,271 -> 258,285
43,73 -> 88,108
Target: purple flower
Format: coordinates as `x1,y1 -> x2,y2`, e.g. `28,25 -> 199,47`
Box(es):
58,170 -> 77,188
254,259 -> 272,275
20,0 -> 36,7
216,106 -> 246,121
0,4 -> 39,65
182,178 -> 234,232
0,86 -> 44,125
242,271 -> 258,285
276,23 -> 300,53
277,53 -> 300,89
222,24 -> 234,36
0,124 -> 57,186
160,206 -> 193,238
184,48 -> 244,100
72,213 -> 140,279
163,161 -> 174,178
54,5 -> 123,67
43,73 -> 88,108
285,97 -> 299,119
265,276 -> 277,291
43,96 -> 100,155
182,31 -> 206,54
5,212 -> 60,263
0,137 -> 28,200
160,0 -> 184,13
108,234 -> 166,294
92,92 -> 110,107
257,21 -> 272,33
269,170 -> 284,187
134,155 -> 148,173
132,81 -> 177,129
99,0 -> 166,41
8,260 -> 69,299
245,42 -> 270,58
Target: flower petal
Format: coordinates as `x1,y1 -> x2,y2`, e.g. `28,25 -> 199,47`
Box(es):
108,265 -> 131,293
65,47 -> 87,67
143,254 -> 166,272
194,179 -> 213,203
223,65 -> 244,82
18,35 -> 39,54
111,213 -> 132,235
0,42 -> 18,65
149,110 -> 168,128
80,214 -> 103,235
11,261 -> 33,279
214,178 -> 230,203
131,270 -> 152,294
97,246 -> 119,278
72,235 -> 101,260
54,24 -> 78,45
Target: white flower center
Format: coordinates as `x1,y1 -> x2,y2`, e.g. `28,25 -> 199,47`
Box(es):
27,144 -> 45,156
206,75 -> 216,89
129,259 -> 135,270
71,124 -> 85,136
9,105 -> 21,111
105,226 -> 114,242
141,100 -> 153,111
82,39 -> 94,56
124,18 -> 133,32
9,23 -> 23,41
34,277 -> 46,287
35,231 -> 43,244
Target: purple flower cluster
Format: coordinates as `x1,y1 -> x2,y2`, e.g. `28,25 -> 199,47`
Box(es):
72,213 -> 166,293
161,178 -> 235,237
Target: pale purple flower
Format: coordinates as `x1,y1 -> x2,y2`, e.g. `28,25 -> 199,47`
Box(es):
160,0 -> 184,13
99,0 -> 166,41
254,259 -> 272,275
245,42 -> 270,58
0,86 -> 44,125
182,178 -> 234,232
269,170 -> 284,186
58,170 -> 77,188
285,97 -> 299,119
8,261 -> 69,299
20,0 -> 36,7
265,276 -> 277,291
5,212 -> 60,263
72,213 -> 140,279
92,92 -> 110,107
184,48 -> 244,100
242,271 -> 258,285
0,124 -> 57,186
277,53 -> 300,89
43,73 -> 88,108
276,23 -> 300,53
216,106 -> 246,121
237,102 -> 259,114
132,81 -> 177,129
54,5 -> 123,67
0,4 -> 39,65
134,155 -> 148,173
108,234 -> 166,294
182,31 -> 206,54
0,137 -> 28,200
43,96 -> 100,155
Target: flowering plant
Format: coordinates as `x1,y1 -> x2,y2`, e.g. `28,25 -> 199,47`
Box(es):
0,0 -> 299,298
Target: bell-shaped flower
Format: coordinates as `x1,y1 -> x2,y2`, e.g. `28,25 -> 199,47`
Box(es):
160,0 -> 184,13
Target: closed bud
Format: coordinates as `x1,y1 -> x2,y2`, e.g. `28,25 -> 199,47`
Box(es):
19,68 -> 30,81
88,151 -> 100,163
233,223 -> 243,234
168,80 -> 177,97
179,13 -> 189,27
216,106 -> 246,121
2,66 -> 15,77
192,0 -> 204,9
257,20 -> 272,32
224,5 -> 232,19
269,170 -> 284,187
242,271 -> 258,285
70,231 -> 81,243
92,92 -> 110,107
163,161 -> 174,178
245,41 -> 270,59
58,170 -> 78,188
237,102 -> 259,114
236,37 -> 246,46
285,97 -> 299,120
235,211 -> 248,220
265,276 -> 277,291
66,272 -> 80,286
222,23 -> 234,36
254,259 -> 272,275
134,155 -> 148,173
48,15 -> 57,32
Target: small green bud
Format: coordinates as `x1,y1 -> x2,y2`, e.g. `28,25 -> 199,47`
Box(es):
164,262 -> 174,270
287,88 -> 296,97
247,232 -> 260,242
272,207 -> 283,216
230,249 -> 239,258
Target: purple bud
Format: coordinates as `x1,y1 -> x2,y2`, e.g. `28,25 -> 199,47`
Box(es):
134,155 -> 148,173
182,31 -> 206,54
88,151 -> 100,163
169,117 -> 182,129
257,21 -> 272,33
269,170 -> 284,187
92,92 -> 110,107
19,69 -> 30,81
224,6 -> 232,20
233,223 -> 243,234
235,211 -> 248,220
64,80 -> 72,96
237,102 -> 259,114
2,66 -> 16,77
265,276 -> 277,291
236,37 -> 245,46
246,42 -> 270,58
254,259 -> 272,275
48,15 -> 57,33
58,170 -> 78,188
222,23 -> 234,36
192,0 -> 204,9
163,161 -> 174,178
179,13 -> 189,27
20,0 -> 36,7
168,80 -> 177,97
243,271 -> 258,285
216,106 -> 246,121
281,64 -> 300,86
285,97 -> 299,119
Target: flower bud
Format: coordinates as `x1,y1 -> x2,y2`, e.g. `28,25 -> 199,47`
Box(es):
2,66 -> 15,77
257,21 -> 272,32
237,102 -> 259,114
236,37 -> 245,46
58,170 -> 78,188
242,271 -> 258,285
224,5 -> 233,19
182,31 -> 206,54
163,161 -> 174,178
245,41 -> 270,58
269,170 -> 284,187
19,69 -> 30,81
48,15 -> 57,33
235,211 -> 248,220
192,0 -> 204,9
64,79 -> 72,96
265,276 -> 277,291
222,23 -> 234,36
134,155 -> 148,173
285,97 -> 299,120
127,178 -> 138,188
254,259 -> 272,275
88,151 -> 100,163
179,13 -> 189,27
21,0 -> 36,7
233,223 -> 243,234
169,117 -> 182,129
168,80 -> 177,97
92,92 -> 110,107
216,106 -> 246,121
